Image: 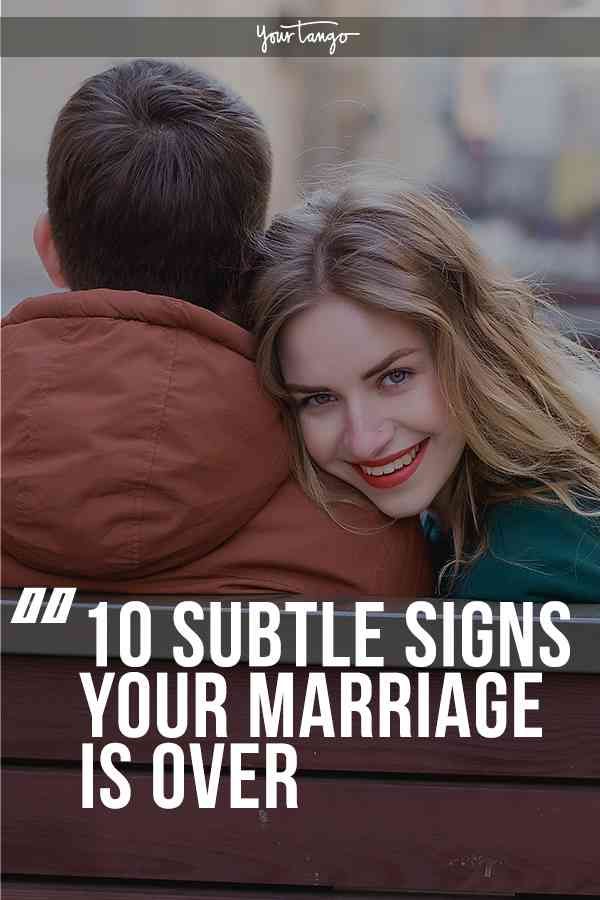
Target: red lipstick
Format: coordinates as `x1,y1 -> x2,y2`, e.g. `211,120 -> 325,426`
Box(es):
357,440 -> 423,468
352,438 -> 429,490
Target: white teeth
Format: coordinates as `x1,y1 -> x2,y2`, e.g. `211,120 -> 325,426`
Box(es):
360,442 -> 422,476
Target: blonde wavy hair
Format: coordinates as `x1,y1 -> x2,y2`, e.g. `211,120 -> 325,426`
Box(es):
249,180 -> 600,586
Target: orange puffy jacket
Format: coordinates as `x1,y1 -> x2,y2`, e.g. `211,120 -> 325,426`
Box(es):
1,290 -> 432,598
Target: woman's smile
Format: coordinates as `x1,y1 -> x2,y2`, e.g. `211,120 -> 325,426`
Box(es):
352,438 -> 429,489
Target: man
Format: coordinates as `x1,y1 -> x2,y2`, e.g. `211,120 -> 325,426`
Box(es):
2,59 -> 431,597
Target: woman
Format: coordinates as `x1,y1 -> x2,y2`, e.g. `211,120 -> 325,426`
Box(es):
249,182 -> 600,601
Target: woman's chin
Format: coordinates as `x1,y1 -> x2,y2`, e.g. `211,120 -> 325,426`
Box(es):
369,493 -> 427,520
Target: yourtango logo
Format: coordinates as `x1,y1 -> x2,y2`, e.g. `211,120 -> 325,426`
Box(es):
257,19 -> 361,56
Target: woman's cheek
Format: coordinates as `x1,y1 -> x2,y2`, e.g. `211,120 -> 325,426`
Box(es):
301,420 -> 334,467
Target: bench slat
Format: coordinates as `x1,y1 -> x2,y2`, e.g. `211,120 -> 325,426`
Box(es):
3,768 -> 600,894
4,655 -> 600,779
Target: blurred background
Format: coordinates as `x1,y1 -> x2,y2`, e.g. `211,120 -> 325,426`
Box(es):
3,0 -> 599,345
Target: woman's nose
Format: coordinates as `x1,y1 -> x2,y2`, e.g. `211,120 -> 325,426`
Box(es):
341,413 -> 396,462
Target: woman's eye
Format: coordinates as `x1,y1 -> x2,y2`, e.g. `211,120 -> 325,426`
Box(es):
380,368 -> 410,387
300,392 -> 335,408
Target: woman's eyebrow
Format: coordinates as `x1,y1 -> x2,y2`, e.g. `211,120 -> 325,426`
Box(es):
285,381 -> 331,394
285,348 -> 420,394
361,348 -> 420,380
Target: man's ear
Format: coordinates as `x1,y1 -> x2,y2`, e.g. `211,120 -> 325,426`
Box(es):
33,212 -> 67,288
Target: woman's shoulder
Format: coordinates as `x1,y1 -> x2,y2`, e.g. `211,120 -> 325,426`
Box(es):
487,498 -> 600,546
452,499 -> 600,602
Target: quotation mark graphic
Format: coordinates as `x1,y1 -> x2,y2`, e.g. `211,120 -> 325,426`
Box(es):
10,587 -> 76,624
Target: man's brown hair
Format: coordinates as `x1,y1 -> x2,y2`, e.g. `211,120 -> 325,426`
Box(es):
47,58 -> 272,313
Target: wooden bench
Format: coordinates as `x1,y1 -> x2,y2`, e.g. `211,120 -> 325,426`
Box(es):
2,591 -> 599,898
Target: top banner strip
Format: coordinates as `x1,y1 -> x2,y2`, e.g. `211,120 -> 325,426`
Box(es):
1,17 -> 599,58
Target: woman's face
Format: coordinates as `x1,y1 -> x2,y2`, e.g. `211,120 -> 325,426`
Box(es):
279,294 -> 466,519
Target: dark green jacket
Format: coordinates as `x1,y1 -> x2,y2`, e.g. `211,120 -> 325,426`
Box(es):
424,501 -> 600,602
